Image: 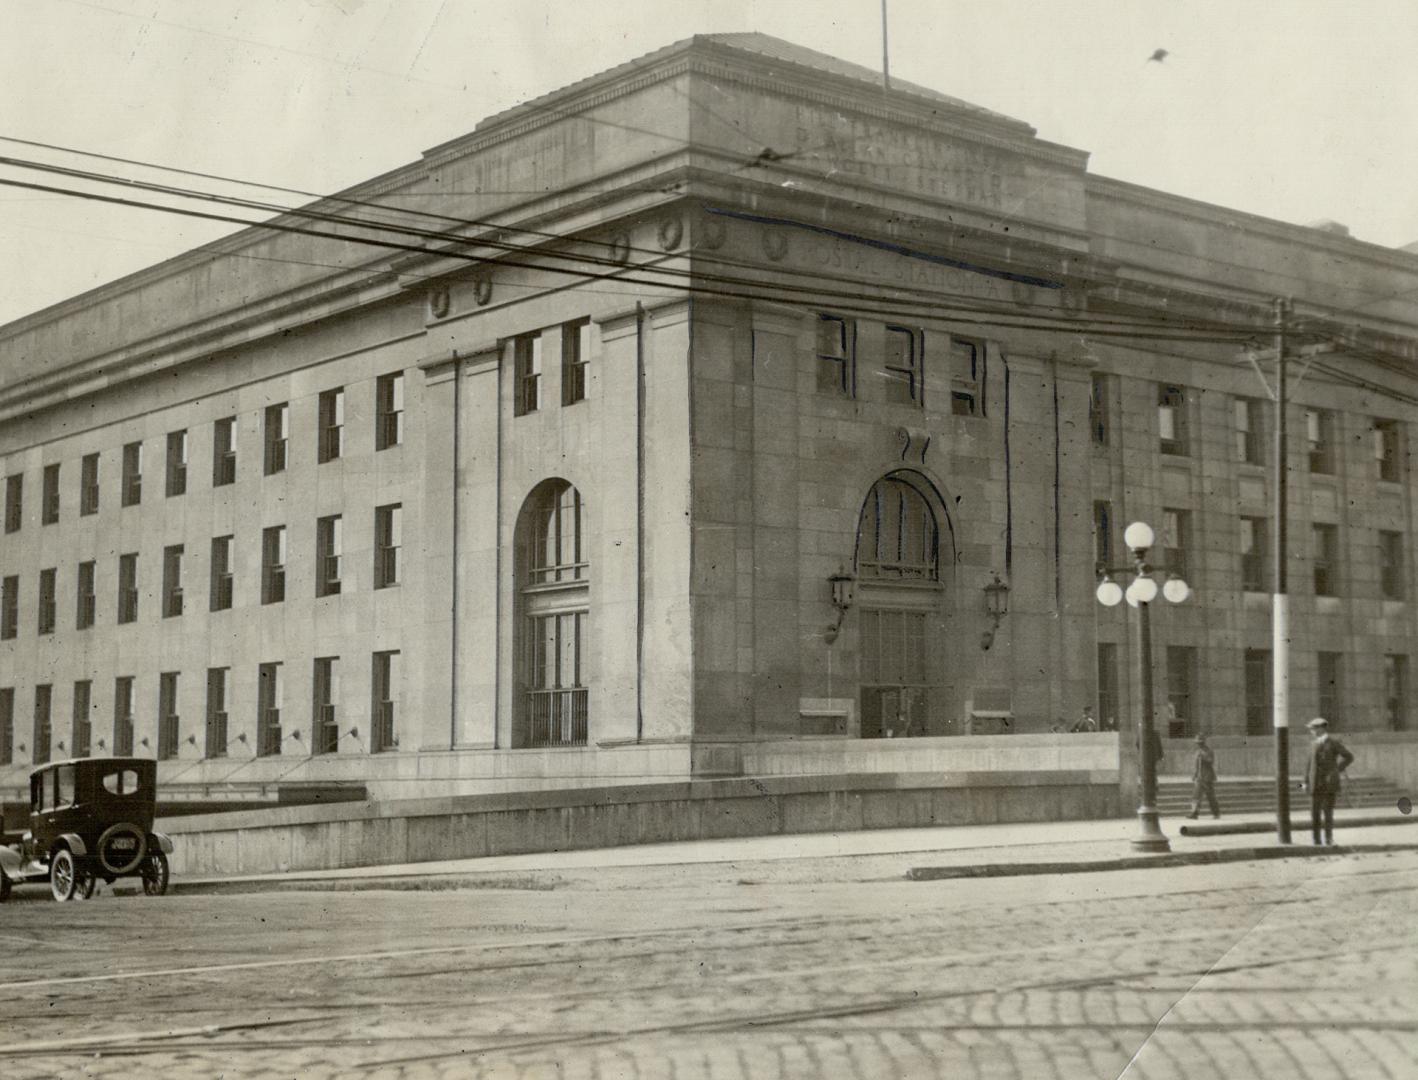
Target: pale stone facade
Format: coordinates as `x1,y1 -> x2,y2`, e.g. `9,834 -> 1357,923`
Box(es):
3,34 -> 1418,800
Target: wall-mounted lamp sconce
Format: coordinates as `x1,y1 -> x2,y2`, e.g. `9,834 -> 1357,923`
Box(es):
16,743 -> 26,755
347,727 -> 360,740
139,737 -> 150,748
235,732 -> 248,744
185,734 -> 197,746
56,740 -> 66,753
97,738 -> 107,751
824,566 -> 856,644
980,573 -> 1011,651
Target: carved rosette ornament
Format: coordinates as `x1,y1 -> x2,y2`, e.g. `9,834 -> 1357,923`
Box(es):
427,286 -> 451,320
696,212 -> 727,250
607,232 -> 632,266
473,276 -> 493,306
657,216 -> 683,250
761,228 -> 788,262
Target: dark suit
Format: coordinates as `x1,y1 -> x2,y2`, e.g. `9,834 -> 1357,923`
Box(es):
1305,735 -> 1355,844
1189,744 -> 1219,817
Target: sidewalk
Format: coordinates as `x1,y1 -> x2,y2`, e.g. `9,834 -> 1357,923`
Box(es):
171,808 -> 1418,894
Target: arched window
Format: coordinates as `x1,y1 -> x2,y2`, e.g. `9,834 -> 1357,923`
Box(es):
857,477 -> 938,582
515,480 -> 588,747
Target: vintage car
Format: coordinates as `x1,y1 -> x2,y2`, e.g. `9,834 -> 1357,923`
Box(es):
0,757 -> 173,902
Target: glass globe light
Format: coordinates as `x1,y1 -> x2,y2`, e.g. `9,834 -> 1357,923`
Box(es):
1096,579 -> 1124,607
1126,576 -> 1159,607
1163,576 -> 1191,603
1123,521 -> 1155,552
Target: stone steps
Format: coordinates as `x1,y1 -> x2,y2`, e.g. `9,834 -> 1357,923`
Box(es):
1155,776 -> 1407,815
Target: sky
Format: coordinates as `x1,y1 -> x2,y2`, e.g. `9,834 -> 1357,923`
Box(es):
2,0 -> 1417,326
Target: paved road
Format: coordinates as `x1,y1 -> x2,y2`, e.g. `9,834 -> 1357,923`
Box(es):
1,849 -> 1415,1079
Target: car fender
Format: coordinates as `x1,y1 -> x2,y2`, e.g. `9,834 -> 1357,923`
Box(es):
0,844 -> 21,876
57,833 -> 89,857
150,832 -> 175,855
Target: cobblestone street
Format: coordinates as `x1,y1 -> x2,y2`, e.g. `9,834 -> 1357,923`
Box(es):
2,850 -> 1415,1078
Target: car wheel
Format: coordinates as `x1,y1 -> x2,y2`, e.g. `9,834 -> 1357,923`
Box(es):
51,848 -> 78,902
141,851 -> 170,897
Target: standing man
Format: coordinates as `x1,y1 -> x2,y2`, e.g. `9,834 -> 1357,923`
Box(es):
1303,717 -> 1355,846
1186,733 -> 1219,819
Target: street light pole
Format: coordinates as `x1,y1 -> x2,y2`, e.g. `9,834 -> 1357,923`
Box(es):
1096,520 -> 1189,853
1272,297 -> 1293,844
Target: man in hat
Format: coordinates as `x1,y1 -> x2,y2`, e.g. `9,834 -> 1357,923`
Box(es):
1186,733 -> 1219,819
1303,717 -> 1354,845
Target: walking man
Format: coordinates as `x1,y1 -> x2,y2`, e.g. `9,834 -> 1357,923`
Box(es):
1303,717 -> 1354,845
1186,733 -> 1219,819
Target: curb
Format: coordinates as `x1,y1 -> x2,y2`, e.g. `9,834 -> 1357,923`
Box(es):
905,842 -> 1418,881
1179,813 -> 1418,837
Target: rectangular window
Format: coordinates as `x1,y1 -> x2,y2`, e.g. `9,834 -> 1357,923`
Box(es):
1240,517 -> 1268,592
257,662 -> 284,756
317,388 -> 344,462
72,680 -> 92,758
1312,523 -> 1339,597
316,514 -> 343,597
1,576 -> 17,639
1093,500 -> 1113,572
42,464 -> 60,524
1096,643 -> 1120,732
1306,409 -> 1335,474
1384,654 -> 1408,731
33,684 -> 52,766
1374,419 -> 1402,483
949,337 -> 983,416
166,429 -> 188,496
1235,397 -> 1263,465
117,552 -> 139,624
514,334 -> 542,415
206,667 -> 229,758
1158,384 -> 1188,455
162,544 -> 184,617
374,503 -> 402,589
0,688 -> 12,766
1164,646 -> 1197,738
313,656 -> 340,755
376,371 -> 405,446
213,416 -> 237,486
4,473 -> 22,532
262,526 -> 287,604
1089,373 -> 1111,446
76,560 -> 96,629
121,441 -> 143,506
1317,652 -> 1341,724
372,650 -> 400,752
883,325 -> 924,406
210,535 -> 234,611
1244,648 -> 1271,735
1379,530 -> 1405,600
114,676 -> 134,756
815,314 -> 854,396
264,403 -> 289,475
80,452 -> 100,514
158,671 -> 180,761
38,568 -> 56,635
560,322 -> 590,407
1161,508 -> 1189,578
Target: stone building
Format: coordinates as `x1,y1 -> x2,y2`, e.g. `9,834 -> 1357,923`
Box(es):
3,33 -> 1418,801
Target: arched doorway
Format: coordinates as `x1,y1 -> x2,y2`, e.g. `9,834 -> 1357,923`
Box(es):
513,479 -> 589,747
853,473 -> 946,739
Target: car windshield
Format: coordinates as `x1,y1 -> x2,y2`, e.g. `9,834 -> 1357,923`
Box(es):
100,768 -> 143,796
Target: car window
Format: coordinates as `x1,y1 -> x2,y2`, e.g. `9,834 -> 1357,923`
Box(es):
31,774 -> 43,813
101,768 -> 141,795
54,764 -> 75,808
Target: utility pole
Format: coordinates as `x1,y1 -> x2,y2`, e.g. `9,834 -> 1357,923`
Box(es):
1272,297 -> 1292,844
881,0 -> 892,91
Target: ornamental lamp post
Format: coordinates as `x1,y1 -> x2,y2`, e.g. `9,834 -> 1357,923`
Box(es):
1096,520 -> 1191,853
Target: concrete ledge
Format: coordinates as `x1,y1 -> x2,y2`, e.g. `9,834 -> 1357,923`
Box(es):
161,771 -> 1121,878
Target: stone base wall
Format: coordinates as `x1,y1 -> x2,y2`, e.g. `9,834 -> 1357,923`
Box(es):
1156,732 -> 1418,790
161,771 -> 1121,878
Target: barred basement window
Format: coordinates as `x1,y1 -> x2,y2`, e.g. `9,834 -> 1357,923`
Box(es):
38,568 -> 56,635
883,325 -> 923,406
42,464 -> 60,524
318,389 -> 344,463
80,452 -> 100,514
121,441 -> 143,506
376,372 -> 404,449
257,662 -> 284,756
77,560 -> 96,629
561,321 -> 590,406
166,429 -> 188,496
513,334 -> 541,416
816,314 -> 855,396
213,417 -> 237,486
117,553 -> 139,624
264,403 -> 289,475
